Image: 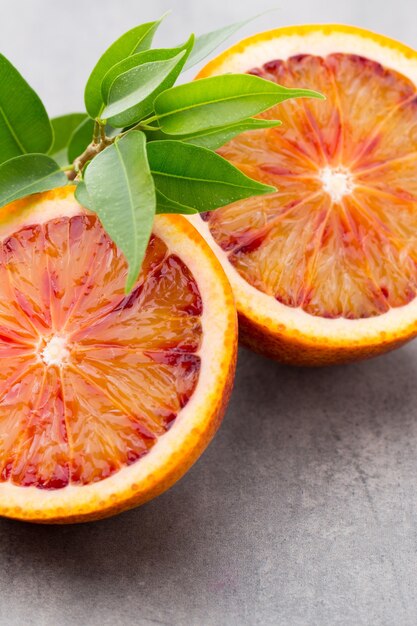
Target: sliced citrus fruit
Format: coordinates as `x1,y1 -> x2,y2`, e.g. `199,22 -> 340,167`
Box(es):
0,187 -> 236,523
191,24 -> 417,365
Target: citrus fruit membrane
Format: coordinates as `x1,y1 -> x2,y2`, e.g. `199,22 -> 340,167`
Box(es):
205,51 -> 417,320
0,212 -> 203,490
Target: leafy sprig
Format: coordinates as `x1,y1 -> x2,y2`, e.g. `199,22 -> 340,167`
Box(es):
0,13 -> 324,292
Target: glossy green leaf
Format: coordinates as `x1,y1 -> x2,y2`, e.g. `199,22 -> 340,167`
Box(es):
146,117 -> 281,148
155,189 -> 197,214
49,113 -> 87,165
0,54 -> 53,165
154,74 -> 324,135
84,16 -> 166,118
101,45 -> 192,128
147,140 -> 275,212
83,131 -> 156,293
0,154 -> 67,208
67,117 -> 95,163
180,117 -> 281,150
101,37 -> 194,105
183,14 -> 262,71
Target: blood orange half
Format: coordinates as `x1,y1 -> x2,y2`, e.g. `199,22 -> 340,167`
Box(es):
0,187 -> 236,523
191,24 -> 417,365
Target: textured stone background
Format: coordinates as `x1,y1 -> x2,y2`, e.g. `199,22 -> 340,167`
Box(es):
1,1 -> 417,624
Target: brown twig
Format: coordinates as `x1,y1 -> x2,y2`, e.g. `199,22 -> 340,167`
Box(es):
66,135 -> 113,181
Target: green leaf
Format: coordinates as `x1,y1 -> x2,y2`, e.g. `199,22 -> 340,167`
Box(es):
74,180 -> 92,209
155,189 -> 197,215
183,14 -> 263,71
101,38 -> 194,128
101,37 -> 194,105
147,140 -> 275,212
0,154 -> 67,208
84,16 -> 166,118
178,117 -> 281,150
83,131 -> 156,293
67,117 -> 95,163
49,113 -> 87,165
0,54 -> 53,165
153,74 -> 324,136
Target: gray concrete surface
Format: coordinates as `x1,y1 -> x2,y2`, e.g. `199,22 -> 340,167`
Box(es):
2,1 -> 417,624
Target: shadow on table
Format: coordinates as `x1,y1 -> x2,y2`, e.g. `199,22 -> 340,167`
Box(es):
2,343 -> 417,622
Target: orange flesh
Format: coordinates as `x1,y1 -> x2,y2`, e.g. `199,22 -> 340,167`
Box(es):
0,215 -> 202,489
205,53 -> 417,318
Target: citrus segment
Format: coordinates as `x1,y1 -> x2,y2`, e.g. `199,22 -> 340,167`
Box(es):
0,188 -> 237,521
60,368 -> 154,486
44,214 -> 126,332
11,366 -> 69,490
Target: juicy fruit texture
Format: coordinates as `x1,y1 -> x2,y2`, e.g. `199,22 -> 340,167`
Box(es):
0,215 -> 202,489
205,52 -> 417,319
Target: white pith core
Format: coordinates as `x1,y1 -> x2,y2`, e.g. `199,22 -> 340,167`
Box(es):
39,335 -> 70,366
319,166 -> 355,203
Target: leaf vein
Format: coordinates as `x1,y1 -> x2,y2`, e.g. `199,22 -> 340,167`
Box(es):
152,169 -> 269,191
0,105 -> 28,154
156,88 -> 311,121
114,140 -> 139,268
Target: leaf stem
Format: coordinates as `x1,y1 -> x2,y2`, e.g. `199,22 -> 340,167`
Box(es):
67,118 -> 115,180
138,123 -> 160,131
119,122 -> 159,136
141,114 -> 158,124
93,120 -> 101,144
